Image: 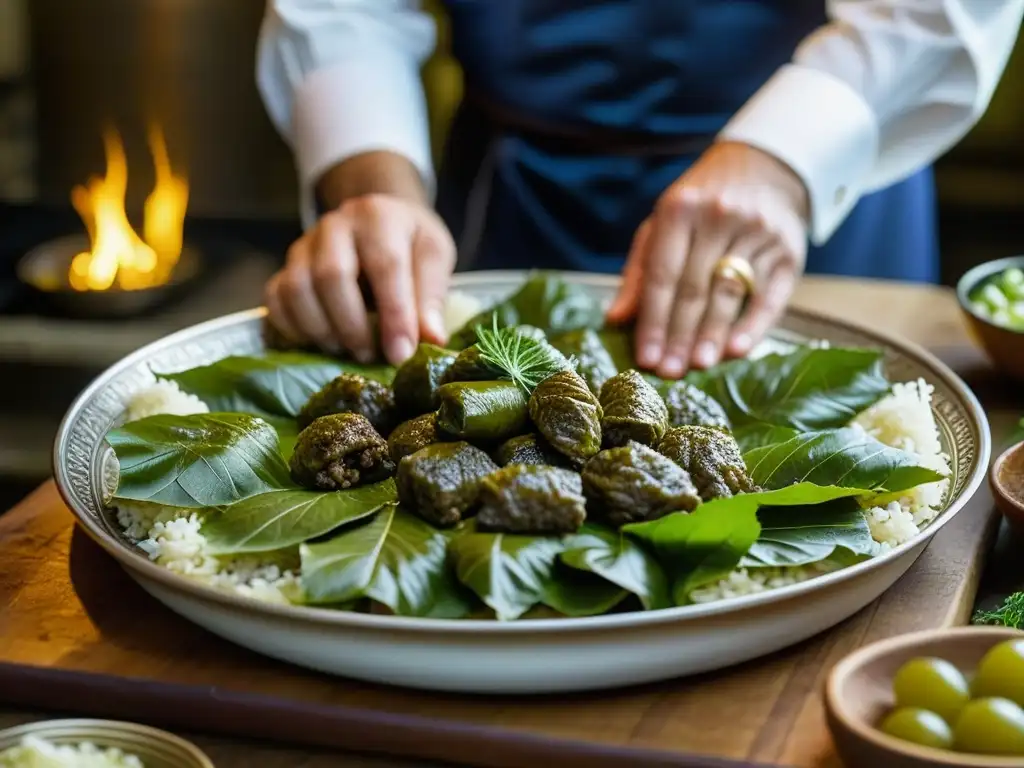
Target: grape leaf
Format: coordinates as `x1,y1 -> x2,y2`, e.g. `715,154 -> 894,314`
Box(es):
743,428 -> 945,492
447,520 -> 571,621
684,348 -> 890,431
300,503 -> 471,618
202,480 -> 397,554
107,412 -> 291,508
625,484 -> 871,604
561,523 -> 671,610
541,566 -> 630,617
449,272 -> 604,349
161,352 -> 394,419
742,500 -> 878,568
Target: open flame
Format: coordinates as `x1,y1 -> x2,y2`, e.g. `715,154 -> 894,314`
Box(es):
69,126 -> 188,292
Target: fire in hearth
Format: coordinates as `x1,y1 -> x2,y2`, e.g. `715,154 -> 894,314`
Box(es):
68,126 -> 188,292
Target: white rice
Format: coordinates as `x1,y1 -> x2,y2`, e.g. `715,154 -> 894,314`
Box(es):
863,501 -> 921,553
852,377 -> 950,525
116,501 -> 302,605
123,379 -> 208,423
689,561 -> 839,604
0,735 -> 143,767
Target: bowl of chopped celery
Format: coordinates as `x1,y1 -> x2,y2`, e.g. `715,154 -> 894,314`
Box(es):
957,257 -> 1024,381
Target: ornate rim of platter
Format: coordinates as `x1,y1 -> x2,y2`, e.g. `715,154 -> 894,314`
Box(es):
53,271 -> 991,694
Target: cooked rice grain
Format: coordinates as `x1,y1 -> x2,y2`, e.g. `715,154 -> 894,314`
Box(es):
115,501 -> 300,604
863,501 -> 920,552
853,377 -> 950,519
689,562 -> 838,604
123,378 -> 209,422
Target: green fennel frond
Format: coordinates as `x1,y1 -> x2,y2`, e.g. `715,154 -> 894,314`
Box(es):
474,315 -> 572,393
973,591 -> 1024,630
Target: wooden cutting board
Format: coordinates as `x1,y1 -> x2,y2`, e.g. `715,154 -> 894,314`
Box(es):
0,281 -> 1018,767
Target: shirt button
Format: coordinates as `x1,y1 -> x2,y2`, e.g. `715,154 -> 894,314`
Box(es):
834,186 -> 847,205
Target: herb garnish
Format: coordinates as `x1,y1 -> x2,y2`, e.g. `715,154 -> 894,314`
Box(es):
973,592 -> 1024,629
475,315 -> 573,393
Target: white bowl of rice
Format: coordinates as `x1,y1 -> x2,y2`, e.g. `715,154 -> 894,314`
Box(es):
0,720 -> 212,768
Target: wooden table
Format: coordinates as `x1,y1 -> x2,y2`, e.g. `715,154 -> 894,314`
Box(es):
1,277 -> 1021,768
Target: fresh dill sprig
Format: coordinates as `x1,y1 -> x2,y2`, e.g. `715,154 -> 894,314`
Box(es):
973,591 -> 1024,629
474,315 -> 572,393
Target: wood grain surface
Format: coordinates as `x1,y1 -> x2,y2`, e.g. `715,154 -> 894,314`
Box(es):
0,279 -> 1019,768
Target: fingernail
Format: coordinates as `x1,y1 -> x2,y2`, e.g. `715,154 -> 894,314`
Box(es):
423,309 -> 445,342
638,342 -> 662,368
731,333 -> 752,354
354,347 -> 375,364
659,356 -> 685,378
388,336 -> 414,364
694,341 -> 717,368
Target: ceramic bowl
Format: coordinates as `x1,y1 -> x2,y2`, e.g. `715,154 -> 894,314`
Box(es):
990,440 -> 1024,536
826,627 -> 1024,767
956,256 -> 1024,381
0,718 -> 214,767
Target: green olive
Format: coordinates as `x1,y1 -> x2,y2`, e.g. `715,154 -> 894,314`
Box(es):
973,639 -> 1024,708
953,697 -> 1024,756
879,708 -> 953,750
892,657 -> 970,724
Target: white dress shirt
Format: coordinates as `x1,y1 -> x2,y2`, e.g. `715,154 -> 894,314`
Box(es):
257,0 -> 1024,243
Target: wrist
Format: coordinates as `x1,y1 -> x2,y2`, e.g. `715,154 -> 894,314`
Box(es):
717,140 -> 811,229
316,151 -> 429,212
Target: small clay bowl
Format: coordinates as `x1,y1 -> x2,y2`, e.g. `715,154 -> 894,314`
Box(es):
991,441 -> 1024,536
956,256 -> 1024,382
826,627 -> 1024,768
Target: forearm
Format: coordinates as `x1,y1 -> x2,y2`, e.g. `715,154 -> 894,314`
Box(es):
316,151 -> 429,211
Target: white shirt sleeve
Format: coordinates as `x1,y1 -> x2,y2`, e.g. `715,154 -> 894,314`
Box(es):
719,0 -> 1024,245
256,0 -> 437,225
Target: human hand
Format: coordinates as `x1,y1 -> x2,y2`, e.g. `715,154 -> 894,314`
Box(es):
264,194 -> 456,365
607,141 -> 810,377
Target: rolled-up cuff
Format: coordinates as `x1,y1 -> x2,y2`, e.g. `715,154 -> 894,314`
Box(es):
719,64 -> 879,245
292,54 -> 434,225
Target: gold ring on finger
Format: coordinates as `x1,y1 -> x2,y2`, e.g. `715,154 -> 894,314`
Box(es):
713,255 -> 756,296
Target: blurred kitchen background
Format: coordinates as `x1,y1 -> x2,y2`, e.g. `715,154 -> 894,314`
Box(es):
0,0 -> 1021,508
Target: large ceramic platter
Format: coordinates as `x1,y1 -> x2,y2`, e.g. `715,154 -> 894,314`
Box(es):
53,271 -> 990,694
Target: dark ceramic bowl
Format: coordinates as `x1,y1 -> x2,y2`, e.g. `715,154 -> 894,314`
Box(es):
990,440 -> 1024,536
956,256 -> 1024,381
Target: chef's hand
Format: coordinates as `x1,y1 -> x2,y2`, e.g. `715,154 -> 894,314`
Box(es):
607,141 -> 810,378
264,153 -> 456,365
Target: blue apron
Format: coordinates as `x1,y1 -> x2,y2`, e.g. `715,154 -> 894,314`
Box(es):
434,0 -> 939,283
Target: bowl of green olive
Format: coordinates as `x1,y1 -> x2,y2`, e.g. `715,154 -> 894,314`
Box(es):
957,256 -> 1024,382
826,627 -> 1024,767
